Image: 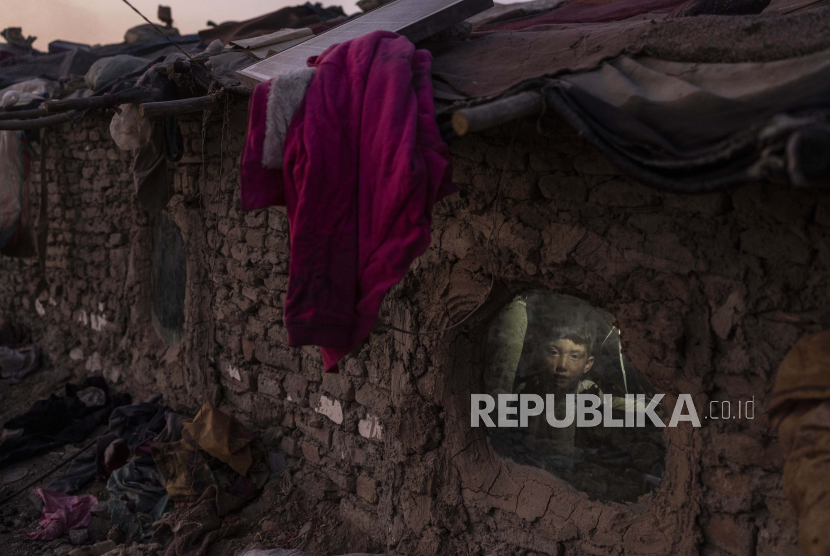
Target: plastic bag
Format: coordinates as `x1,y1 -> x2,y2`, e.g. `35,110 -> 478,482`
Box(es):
110,104 -> 151,151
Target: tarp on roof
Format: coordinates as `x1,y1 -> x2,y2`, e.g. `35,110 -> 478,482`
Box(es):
91,35 -> 203,60
431,5 -> 830,100
436,4 -> 830,190
199,3 -> 346,45
558,50 -> 830,157
479,0 -> 685,30
528,48 -> 830,191
0,49 -> 99,90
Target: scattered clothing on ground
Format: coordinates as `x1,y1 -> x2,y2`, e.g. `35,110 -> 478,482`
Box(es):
107,459 -> 168,515
151,438 -> 216,503
45,449 -> 97,494
24,488 -> 98,541
0,377 -> 130,469
152,484 -> 246,556
181,403 -> 258,477
0,344 -> 43,383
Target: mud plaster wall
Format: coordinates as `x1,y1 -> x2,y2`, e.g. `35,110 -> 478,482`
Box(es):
1,104 -> 829,556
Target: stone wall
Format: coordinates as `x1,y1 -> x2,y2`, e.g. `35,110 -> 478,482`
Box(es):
2,100 -> 829,555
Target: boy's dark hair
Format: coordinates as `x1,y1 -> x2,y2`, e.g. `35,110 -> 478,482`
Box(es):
523,293 -> 597,357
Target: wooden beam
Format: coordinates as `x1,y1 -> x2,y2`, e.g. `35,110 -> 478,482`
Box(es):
139,96 -> 217,118
0,107 -> 49,121
0,111 -> 82,131
44,88 -> 153,113
452,91 -> 544,136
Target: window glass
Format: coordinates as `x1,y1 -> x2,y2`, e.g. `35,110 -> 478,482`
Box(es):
484,291 -> 666,503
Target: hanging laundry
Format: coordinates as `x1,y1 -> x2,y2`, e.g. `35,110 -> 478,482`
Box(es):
770,330 -> 830,556
241,30 -> 454,371
24,489 -> 98,541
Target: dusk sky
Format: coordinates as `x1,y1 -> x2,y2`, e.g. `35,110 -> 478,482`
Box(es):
4,0 -> 522,48
5,0 -> 362,47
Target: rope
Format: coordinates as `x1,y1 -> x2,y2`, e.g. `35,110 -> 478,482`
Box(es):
117,0 -> 198,62
384,122 -> 520,336
117,0 -> 226,87
0,439 -> 98,505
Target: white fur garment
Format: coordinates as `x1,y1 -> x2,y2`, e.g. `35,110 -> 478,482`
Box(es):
262,67 -> 316,169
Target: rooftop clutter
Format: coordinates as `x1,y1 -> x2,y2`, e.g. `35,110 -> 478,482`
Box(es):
0,0 -> 829,364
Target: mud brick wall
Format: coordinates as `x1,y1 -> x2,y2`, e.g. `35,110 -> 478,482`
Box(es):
2,101 -> 829,556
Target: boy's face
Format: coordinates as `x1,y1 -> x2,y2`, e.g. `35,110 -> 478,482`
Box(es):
543,338 -> 594,393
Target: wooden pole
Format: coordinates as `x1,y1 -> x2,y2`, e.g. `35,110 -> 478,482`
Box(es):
452,91 -> 544,137
139,96 -> 217,118
0,108 -> 49,121
44,88 -> 153,113
0,111 -> 82,131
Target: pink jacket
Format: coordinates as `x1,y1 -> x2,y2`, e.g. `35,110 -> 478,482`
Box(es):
241,31 -> 454,371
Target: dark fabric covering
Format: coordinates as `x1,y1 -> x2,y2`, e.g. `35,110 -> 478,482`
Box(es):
107,458 -> 168,515
44,450 -> 97,494
0,377 -> 130,470
91,35 -> 203,60
671,0 -> 772,16
0,49 -> 99,89
107,402 -> 172,454
198,3 -> 346,44
133,117 -> 172,216
47,401 -> 176,495
93,401 -> 173,478
558,51 -> 830,156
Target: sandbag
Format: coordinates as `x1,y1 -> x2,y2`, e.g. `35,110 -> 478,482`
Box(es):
84,55 -> 147,91
124,24 -> 179,45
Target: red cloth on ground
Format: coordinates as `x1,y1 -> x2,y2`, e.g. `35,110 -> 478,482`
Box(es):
25,488 -> 97,540
241,30 -> 454,371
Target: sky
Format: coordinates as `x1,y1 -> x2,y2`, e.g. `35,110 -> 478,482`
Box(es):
3,0 -> 525,48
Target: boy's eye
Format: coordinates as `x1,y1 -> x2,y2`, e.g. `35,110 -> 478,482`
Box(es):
571,354 -> 581,360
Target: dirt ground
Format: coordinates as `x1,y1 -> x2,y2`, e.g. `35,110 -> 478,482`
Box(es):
0,370 -> 383,556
